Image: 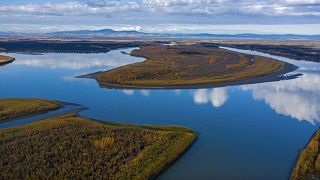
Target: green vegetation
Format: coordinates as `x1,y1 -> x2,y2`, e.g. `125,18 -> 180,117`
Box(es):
291,130 -> 320,180
0,55 -> 14,65
0,98 -> 62,121
0,113 -> 197,179
96,45 -> 290,88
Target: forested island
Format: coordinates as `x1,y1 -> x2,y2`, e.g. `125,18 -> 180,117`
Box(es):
91,44 -> 296,88
291,130 -> 320,180
0,98 -> 197,179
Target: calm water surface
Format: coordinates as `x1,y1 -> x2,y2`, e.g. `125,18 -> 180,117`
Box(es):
0,47 -> 319,180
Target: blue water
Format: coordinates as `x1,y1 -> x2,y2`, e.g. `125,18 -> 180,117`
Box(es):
0,47 -> 319,179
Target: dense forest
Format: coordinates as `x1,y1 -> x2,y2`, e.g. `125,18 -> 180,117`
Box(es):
291,130 -> 320,180
0,98 -> 61,122
96,45 -> 291,88
0,113 -> 197,179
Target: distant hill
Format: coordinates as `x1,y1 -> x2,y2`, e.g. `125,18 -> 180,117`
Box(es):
48,29 -> 320,40
0,28 -> 319,40
48,29 -> 148,37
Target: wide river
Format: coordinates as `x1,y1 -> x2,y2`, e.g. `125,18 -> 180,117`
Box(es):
1,47 -> 319,179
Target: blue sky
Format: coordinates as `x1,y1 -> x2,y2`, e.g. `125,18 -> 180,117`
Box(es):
1,0 -> 320,34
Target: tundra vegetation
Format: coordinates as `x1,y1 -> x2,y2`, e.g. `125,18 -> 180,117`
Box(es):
291,130 -> 320,180
0,99 -> 197,179
95,45 -> 291,88
0,98 -> 62,122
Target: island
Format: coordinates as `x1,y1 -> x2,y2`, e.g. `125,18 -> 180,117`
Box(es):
0,54 -> 15,65
89,44 -> 296,88
0,98 -> 197,179
0,98 -> 62,122
291,130 -> 320,180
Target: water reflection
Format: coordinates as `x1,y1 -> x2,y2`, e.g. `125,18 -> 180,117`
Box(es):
122,90 -> 150,97
193,88 -> 229,108
224,47 -> 320,124
3,48 -> 143,71
242,73 -> 320,124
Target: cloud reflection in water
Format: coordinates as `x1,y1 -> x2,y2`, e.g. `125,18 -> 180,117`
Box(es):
8,48 -> 143,71
193,88 -> 229,108
242,72 -> 320,124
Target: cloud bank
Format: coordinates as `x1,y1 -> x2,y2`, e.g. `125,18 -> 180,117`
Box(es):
0,0 -> 319,33
2,0 -> 320,16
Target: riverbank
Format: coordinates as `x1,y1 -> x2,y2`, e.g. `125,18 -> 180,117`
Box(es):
81,44 -> 297,89
216,40 -> 320,62
0,98 -> 62,122
0,55 -> 15,65
291,129 -> 320,180
0,98 -> 197,179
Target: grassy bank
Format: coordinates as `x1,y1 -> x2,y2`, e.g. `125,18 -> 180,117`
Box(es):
0,98 -> 62,122
291,130 -> 320,180
0,55 -> 14,65
95,45 -> 291,88
0,113 -> 197,179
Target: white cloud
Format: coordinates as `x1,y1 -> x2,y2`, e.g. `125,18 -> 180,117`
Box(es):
0,0 -> 319,33
0,0 -> 319,17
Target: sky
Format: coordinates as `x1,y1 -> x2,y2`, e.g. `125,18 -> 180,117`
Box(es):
0,0 -> 320,34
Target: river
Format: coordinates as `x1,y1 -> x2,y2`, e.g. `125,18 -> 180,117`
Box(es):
0,47 -> 319,179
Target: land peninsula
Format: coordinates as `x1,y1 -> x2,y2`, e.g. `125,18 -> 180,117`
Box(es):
0,98 -> 61,122
0,98 -> 197,179
291,130 -> 320,180
89,44 -> 296,89
0,54 -> 14,65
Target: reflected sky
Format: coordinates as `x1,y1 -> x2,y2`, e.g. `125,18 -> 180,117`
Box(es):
241,72 -> 320,124
2,48 -> 143,75
225,47 -> 320,124
193,88 -> 229,108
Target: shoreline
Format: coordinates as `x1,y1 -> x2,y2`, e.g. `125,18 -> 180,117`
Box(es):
290,129 -> 320,179
0,100 -> 84,125
0,57 -> 15,66
0,98 -> 198,179
79,63 -> 299,90
77,45 -> 300,90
